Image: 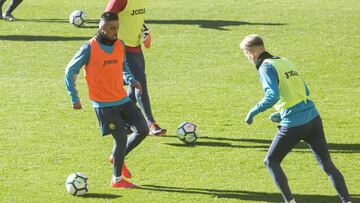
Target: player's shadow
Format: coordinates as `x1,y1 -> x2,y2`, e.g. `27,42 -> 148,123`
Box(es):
16,18 -> 100,28
139,184 -> 360,202
17,18 -> 99,24
164,136 -> 360,153
15,18 -> 285,30
80,193 -> 121,199
166,141 -> 267,149
145,19 -> 286,30
17,18 -> 69,23
0,35 -> 89,41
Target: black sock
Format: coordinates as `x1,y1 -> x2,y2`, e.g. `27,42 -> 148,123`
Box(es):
5,0 -> 22,15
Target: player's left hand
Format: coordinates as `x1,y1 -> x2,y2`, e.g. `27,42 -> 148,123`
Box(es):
245,111 -> 254,125
144,32 -> 151,48
269,112 -> 281,123
131,80 -> 142,94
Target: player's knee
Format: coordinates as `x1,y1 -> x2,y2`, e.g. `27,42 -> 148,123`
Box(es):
264,158 -> 271,167
264,157 -> 278,169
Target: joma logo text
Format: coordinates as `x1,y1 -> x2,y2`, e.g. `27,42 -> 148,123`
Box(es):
131,8 -> 145,15
103,59 -> 118,66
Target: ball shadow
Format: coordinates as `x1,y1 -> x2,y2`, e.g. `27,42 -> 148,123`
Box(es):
80,193 -> 121,199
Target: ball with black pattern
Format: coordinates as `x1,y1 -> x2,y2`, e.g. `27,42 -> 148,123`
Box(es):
65,172 -> 88,196
69,10 -> 86,27
177,122 -> 198,144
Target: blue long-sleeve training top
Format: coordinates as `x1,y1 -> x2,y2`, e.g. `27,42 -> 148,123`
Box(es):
64,38 -> 135,108
249,61 -> 319,128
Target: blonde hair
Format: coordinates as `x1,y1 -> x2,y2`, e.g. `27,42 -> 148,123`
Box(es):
240,34 -> 264,50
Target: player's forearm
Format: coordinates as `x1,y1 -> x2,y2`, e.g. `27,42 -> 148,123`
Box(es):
105,0 -> 127,14
65,71 -> 80,104
251,64 -> 280,115
64,44 -> 90,103
120,41 -> 135,85
122,61 -> 135,85
250,90 -> 279,116
261,87 -> 280,108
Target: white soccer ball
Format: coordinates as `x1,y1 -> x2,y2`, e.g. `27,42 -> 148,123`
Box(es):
65,172 -> 88,196
177,122 -> 198,144
69,10 -> 86,27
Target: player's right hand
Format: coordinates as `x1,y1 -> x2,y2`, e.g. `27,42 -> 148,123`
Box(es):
72,102 -> 82,110
245,112 -> 254,125
142,24 -> 151,48
143,32 -> 151,48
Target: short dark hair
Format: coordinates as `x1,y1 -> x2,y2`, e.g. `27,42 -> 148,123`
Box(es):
101,12 -> 119,22
99,12 -> 119,29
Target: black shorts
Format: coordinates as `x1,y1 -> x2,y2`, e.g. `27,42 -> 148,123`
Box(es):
94,101 -> 144,136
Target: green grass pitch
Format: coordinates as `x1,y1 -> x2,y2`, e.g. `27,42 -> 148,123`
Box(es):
0,0 -> 359,202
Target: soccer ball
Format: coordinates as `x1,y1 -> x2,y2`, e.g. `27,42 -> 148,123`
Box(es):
69,10 -> 86,27
177,122 -> 198,144
65,172 -> 88,196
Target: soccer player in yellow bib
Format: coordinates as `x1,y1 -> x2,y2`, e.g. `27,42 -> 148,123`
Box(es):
240,34 -> 351,203
105,0 -> 167,136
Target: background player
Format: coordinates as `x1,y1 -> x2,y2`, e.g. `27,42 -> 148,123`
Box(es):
105,0 -> 166,136
240,34 -> 352,203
